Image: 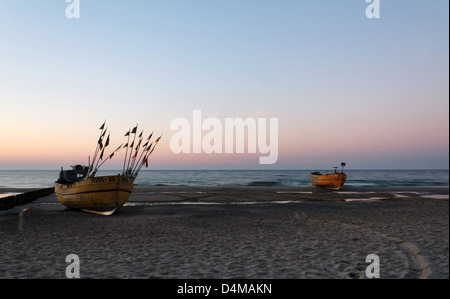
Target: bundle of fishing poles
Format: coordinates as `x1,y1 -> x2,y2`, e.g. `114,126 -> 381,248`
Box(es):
86,121 -> 161,179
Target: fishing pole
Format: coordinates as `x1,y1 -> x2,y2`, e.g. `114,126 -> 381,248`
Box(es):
122,129 -> 131,175
93,131 -> 110,173
88,121 -> 107,177
127,131 -> 143,175
94,143 -> 123,172
134,135 -> 162,178
131,132 -> 153,177
125,124 -> 138,176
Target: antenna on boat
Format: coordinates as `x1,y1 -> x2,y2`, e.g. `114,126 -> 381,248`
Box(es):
341,162 -> 346,173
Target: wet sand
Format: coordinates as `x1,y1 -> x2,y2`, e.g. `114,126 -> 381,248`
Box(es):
0,186 -> 448,279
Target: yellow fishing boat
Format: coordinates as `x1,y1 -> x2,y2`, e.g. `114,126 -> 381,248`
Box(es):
54,121 -> 162,215
310,163 -> 347,191
55,172 -> 134,215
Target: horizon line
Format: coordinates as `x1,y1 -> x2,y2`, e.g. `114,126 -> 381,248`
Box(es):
1,168 -> 449,171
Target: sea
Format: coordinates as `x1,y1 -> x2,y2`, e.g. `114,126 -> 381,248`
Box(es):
0,169 -> 448,189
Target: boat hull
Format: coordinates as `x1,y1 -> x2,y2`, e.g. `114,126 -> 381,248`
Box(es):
55,175 -> 134,215
310,172 -> 347,190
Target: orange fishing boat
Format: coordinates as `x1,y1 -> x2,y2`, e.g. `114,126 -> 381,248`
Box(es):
54,121 -> 162,215
310,163 -> 347,190
55,171 -> 134,216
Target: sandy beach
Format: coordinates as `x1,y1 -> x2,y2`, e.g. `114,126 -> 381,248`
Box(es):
0,186 -> 448,279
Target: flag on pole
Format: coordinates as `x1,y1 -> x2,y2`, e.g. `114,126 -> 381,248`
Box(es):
124,130 -> 130,137
131,126 -> 137,134
135,139 -> 142,150
109,145 -> 121,160
132,139 -> 141,159
114,144 -> 122,152
109,145 -> 122,160
99,121 -> 106,130
105,133 -> 110,148
144,156 -> 149,168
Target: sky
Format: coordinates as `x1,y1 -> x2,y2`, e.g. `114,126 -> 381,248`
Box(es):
0,0 -> 448,170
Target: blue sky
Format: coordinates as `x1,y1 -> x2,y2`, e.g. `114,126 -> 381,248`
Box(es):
0,0 -> 448,169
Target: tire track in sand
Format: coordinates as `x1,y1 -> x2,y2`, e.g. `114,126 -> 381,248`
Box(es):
340,222 -> 430,279
294,211 -> 430,279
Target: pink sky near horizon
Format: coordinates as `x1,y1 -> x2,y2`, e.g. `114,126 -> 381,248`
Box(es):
0,105 -> 448,170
